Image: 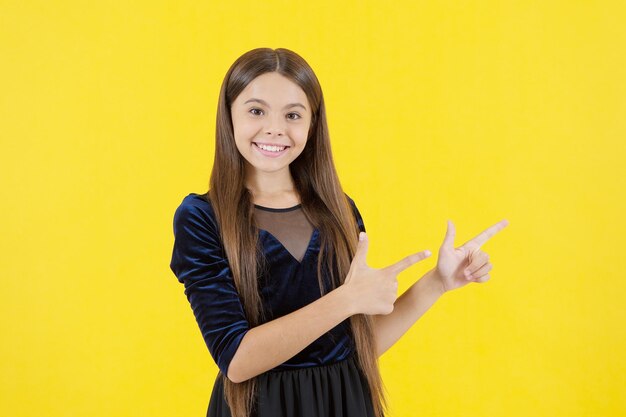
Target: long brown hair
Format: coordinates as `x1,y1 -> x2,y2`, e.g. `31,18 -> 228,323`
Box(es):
206,47 -> 387,417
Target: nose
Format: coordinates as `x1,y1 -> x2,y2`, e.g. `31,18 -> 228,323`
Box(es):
264,115 -> 285,136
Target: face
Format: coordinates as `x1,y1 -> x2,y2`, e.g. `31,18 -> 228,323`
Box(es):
230,72 -> 312,178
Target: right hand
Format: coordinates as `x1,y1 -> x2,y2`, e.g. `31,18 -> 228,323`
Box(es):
342,232 -> 432,316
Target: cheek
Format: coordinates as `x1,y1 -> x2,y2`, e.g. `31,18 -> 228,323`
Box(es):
290,125 -> 310,146
232,119 -> 259,142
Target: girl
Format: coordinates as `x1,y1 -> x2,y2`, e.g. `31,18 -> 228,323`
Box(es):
170,47 -> 508,417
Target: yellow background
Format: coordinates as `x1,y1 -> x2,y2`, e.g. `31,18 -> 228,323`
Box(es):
1,1 -> 624,416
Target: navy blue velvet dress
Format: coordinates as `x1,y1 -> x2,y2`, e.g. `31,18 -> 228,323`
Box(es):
169,192 -> 376,417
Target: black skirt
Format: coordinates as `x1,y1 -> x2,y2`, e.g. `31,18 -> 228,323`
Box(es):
207,354 -> 377,417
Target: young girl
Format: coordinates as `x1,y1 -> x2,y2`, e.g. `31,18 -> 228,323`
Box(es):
170,47 -> 508,417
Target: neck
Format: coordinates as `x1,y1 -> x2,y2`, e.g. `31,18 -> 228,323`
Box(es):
245,165 -> 296,197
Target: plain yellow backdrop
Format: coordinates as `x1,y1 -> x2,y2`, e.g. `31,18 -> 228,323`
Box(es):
1,1 -> 624,416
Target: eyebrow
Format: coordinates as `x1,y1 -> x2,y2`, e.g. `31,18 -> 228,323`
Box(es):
243,98 -> 307,111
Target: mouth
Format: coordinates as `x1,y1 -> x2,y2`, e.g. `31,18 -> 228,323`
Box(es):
252,142 -> 290,157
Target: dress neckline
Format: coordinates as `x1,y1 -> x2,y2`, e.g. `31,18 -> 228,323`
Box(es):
254,203 -> 302,212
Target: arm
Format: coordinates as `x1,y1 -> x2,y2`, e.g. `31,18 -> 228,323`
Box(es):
170,199 -> 358,384
228,285 -> 355,383
372,268 -> 445,357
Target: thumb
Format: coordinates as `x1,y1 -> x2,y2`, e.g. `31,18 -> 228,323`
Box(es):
442,219 -> 456,250
353,231 -> 369,265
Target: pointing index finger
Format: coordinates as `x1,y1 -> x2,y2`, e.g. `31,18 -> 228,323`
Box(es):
463,219 -> 509,249
385,250 -> 432,275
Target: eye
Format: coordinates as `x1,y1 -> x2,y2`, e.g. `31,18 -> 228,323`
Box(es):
287,112 -> 301,120
249,108 -> 263,116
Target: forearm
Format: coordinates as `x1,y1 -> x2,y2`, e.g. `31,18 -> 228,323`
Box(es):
373,268 -> 445,357
227,285 -> 355,383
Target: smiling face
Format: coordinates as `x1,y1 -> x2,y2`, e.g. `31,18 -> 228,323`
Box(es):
230,72 -> 312,181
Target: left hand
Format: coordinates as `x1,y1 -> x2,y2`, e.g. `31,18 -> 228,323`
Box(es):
433,219 -> 509,293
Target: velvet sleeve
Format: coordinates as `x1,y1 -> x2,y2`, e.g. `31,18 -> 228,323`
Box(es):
345,194 -> 366,234
169,200 -> 250,377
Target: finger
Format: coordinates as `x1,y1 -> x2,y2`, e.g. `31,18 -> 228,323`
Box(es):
442,220 -> 456,250
384,249 -> 432,275
463,251 -> 489,279
474,273 -> 491,283
461,219 -> 509,249
353,232 -> 369,265
467,262 -> 493,281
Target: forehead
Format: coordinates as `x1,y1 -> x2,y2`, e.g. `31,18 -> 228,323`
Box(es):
235,72 -> 309,106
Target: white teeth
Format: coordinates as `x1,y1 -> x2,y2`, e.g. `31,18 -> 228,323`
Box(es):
256,143 -> 286,152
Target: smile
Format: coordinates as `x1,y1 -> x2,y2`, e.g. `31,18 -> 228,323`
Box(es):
253,142 -> 290,158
